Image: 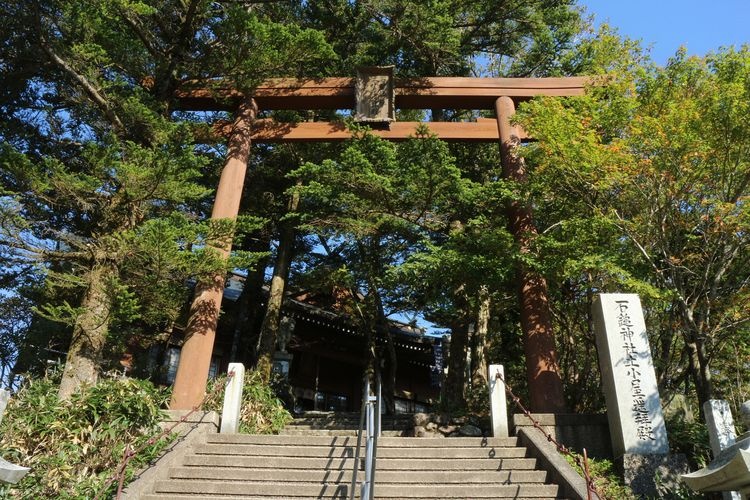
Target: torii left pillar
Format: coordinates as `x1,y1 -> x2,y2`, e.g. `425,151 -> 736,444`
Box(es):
170,98 -> 257,410
496,96 -> 566,413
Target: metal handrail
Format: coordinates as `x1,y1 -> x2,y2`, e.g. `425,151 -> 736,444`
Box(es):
349,370 -> 381,500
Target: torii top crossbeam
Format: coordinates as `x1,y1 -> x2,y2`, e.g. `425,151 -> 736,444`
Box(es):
177,76 -> 588,110
177,76 -> 588,143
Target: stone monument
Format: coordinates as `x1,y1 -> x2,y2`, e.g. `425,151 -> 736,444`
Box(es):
700,399 -> 742,499
272,315 -> 295,378
682,400 -> 750,499
593,293 -> 685,495
0,389 -> 31,484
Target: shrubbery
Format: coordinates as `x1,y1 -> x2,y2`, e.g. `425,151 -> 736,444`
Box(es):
0,374 -> 170,499
204,370 -> 292,434
0,369 -> 291,498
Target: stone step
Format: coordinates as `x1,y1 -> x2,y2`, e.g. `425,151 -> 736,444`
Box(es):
182,454 -> 539,470
205,434 -> 519,448
152,480 -> 561,498
193,442 -> 528,459
279,428 -> 407,436
284,422 -> 409,431
284,413 -> 413,431
168,466 -> 549,484
295,411 -> 413,421
143,496 -> 561,500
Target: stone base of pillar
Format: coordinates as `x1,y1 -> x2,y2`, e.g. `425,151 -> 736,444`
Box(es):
619,453 -> 689,498
510,413 -> 612,459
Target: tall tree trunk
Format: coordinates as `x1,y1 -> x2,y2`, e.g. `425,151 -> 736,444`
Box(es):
359,237 -> 396,414
443,286 -> 470,411
472,285 -> 490,387
228,235 -> 270,364
445,322 -> 469,410
687,338 -> 713,410
372,286 -> 396,414
680,301 -> 714,411
256,190 -> 299,381
58,262 -> 113,399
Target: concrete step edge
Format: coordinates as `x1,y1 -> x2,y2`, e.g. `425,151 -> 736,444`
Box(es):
205,434 -> 518,447
181,455 -> 540,470
168,466 -> 549,483
192,443 -> 528,458
153,480 -> 561,497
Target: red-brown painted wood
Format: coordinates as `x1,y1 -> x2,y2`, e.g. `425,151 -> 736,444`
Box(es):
496,96 -> 566,413
170,98 -> 257,410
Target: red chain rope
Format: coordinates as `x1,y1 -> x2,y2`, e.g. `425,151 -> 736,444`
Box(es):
494,371 -> 605,500
94,370 -> 236,500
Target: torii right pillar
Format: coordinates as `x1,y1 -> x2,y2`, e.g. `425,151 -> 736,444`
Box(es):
495,96 -> 566,413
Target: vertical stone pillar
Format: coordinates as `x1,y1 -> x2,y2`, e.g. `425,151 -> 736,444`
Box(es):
705,399 -> 738,457
593,294 -> 685,497
495,96 -> 566,413
170,98 -> 257,410
592,293 -> 669,457
488,364 -> 509,437
0,389 -> 9,426
703,400 -> 742,500
221,363 -> 246,434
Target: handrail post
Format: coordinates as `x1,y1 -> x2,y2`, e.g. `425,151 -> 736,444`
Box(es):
350,369 -> 381,500
376,371 -> 382,438
363,398 -> 374,500
370,371 -> 381,500
349,375 -> 368,500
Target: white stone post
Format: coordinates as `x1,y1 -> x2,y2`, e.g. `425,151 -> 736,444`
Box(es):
0,389 -> 30,484
220,363 -> 245,434
0,390 -> 9,426
705,400 -> 738,456
488,364 -> 509,437
704,400 -> 742,500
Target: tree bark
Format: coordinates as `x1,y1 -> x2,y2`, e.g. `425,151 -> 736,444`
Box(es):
687,338 -> 713,409
496,96 -> 566,413
58,262 -> 113,399
472,285 -> 490,387
372,285 -> 396,415
444,322 -> 469,410
228,235 -> 270,364
443,286 -> 470,411
256,191 -> 300,381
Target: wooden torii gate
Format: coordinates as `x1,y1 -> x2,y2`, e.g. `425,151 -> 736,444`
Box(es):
169,74 -> 588,413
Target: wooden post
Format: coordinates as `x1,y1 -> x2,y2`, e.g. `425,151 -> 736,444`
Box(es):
495,96 -> 566,413
170,98 -> 257,410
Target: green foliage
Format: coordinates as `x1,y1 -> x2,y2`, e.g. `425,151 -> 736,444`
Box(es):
517,42 -> 750,410
564,452 -> 635,500
0,374 -> 170,499
204,370 -> 292,435
665,412 -> 712,470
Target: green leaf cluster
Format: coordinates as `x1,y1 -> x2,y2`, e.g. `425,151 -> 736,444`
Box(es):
203,370 -> 292,435
517,41 -> 750,410
0,374 -> 170,499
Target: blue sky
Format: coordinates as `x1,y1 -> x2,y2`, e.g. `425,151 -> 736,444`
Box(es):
579,1 -> 750,64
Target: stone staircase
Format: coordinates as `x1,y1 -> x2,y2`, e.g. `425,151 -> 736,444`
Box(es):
280,411 -> 412,436
139,423 -> 566,498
